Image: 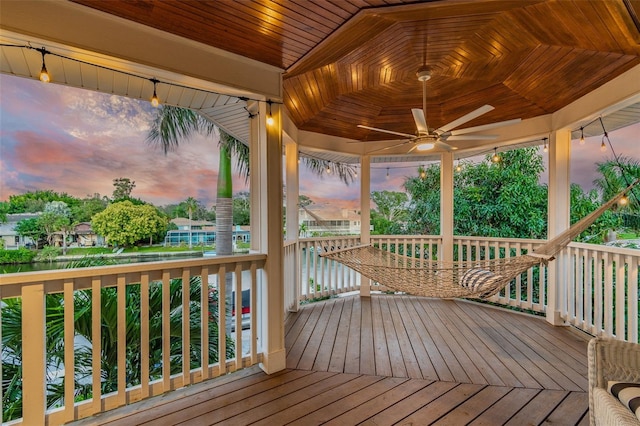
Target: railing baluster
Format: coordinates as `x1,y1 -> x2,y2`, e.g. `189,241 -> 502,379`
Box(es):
64,279 -> 75,422
201,267 -> 210,380
614,253 -> 625,340
91,277 -> 102,414
161,270 -> 171,392
235,263 -> 243,371
117,274 -> 126,407
182,268 -> 191,386
628,255 -> 638,343
250,263 -> 258,365
22,282 -> 46,425
218,265 -> 227,375
140,272 -> 150,399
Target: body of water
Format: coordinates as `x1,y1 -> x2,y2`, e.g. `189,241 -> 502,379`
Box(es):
1,252 -> 202,274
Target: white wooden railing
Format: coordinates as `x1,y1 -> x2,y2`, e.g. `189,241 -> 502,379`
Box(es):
0,254 -> 266,425
2,237 -> 637,423
562,242 -> 639,343
286,235 -> 639,344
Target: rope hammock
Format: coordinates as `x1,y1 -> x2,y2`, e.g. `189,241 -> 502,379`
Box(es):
320,180 -> 639,299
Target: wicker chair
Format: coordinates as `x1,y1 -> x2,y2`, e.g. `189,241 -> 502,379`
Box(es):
588,338 -> 640,425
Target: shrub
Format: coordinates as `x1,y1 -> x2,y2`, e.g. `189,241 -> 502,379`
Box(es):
0,249 -> 37,264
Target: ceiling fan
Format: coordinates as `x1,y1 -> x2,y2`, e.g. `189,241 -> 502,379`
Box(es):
357,66 -> 522,153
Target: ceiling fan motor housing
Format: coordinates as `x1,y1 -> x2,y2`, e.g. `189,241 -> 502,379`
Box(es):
416,66 -> 431,82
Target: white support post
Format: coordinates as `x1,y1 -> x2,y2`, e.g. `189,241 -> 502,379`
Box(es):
441,152 -> 454,263
251,100 -> 286,374
547,129 -> 572,326
285,138 -> 300,311
22,283 -> 46,425
360,155 -> 371,297
285,140 -> 299,242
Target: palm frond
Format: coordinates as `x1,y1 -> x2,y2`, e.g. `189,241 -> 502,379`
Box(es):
302,157 -> 357,185
147,106 -> 201,154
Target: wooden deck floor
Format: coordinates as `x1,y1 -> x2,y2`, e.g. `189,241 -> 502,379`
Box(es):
73,295 -> 591,425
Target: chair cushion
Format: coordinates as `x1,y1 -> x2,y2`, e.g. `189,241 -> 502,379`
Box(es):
460,268 -> 504,297
608,381 -> 640,421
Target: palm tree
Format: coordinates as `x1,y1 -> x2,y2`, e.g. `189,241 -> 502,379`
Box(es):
182,197 -> 199,248
593,156 -> 640,212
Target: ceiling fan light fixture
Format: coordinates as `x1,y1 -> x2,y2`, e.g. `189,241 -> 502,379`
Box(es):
416,142 -> 434,151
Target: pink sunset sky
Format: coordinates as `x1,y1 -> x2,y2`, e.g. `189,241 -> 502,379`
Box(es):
1,74 -> 638,209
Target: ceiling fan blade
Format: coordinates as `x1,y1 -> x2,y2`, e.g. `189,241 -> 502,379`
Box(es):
450,118 -> 522,136
434,141 -> 458,152
446,135 -> 498,141
436,104 -> 495,134
368,140 -> 412,154
357,124 -> 416,139
411,108 -> 429,134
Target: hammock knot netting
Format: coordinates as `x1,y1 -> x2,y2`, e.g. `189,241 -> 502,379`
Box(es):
320,180 -> 638,299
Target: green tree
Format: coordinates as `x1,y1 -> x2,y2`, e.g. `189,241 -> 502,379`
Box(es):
403,164 -> 442,235
404,148 -> 548,238
112,177 -> 136,201
370,190 -> 409,234
593,156 -> 640,213
180,197 -> 200,248
91,201 -> 167,247
14,217 -> 45,249
233,192 -> 251,226
70,194 -> 108,223
41,201 -> 73,251
7,190 -> 80,214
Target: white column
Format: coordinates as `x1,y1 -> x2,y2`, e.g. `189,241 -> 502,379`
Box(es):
250,100 -> 286,374
284,138 -> 300,312
547,129 -> 571,326
360,155 -> 371,297
285,140 -> 299,241
440,152 -> 454,263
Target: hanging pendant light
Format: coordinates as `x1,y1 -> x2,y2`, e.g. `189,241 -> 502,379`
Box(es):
38,47 -> 50,83
150,78 -> 160,107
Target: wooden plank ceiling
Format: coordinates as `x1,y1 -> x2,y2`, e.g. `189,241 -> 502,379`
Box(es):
65,0 -> 640,144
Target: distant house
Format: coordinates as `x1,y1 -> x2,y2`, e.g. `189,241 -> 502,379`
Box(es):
165,218 -> 250,246
170,218 -> 215,231
0,213 -> 40,249
299,205 -> 361,236
51,222 -> 104,247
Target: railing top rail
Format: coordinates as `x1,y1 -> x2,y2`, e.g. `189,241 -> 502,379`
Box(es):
0,252 -> 267,286
370,235 -> 441,240
453,236 -> 546,245
568,241 -> 640,256
299,236 -> 361,243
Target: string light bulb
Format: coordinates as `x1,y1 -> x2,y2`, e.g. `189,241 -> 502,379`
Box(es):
579,127 -> 585,145
266,100 -> 274,126
543,138 -> 548,153
455,160 -> 461,172
420,166 -> 426,179
492,148 -> 501,163
600,132 -> 608,152
150,78 -> 160,107
38,47 -> 50,83
619,194 -> 629,206
386,168 -> 390,179
325,165 -> 331,174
